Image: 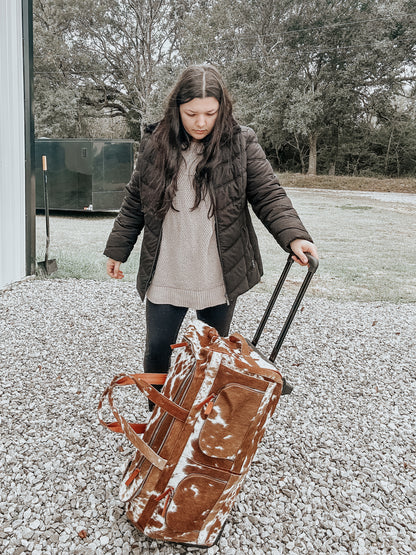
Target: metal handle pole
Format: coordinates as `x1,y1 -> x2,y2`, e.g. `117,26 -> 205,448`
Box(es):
251,255 -> 294,346
252,253 -> 319,360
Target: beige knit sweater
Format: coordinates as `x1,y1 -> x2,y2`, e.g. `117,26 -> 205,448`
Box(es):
146,142 -> 227,309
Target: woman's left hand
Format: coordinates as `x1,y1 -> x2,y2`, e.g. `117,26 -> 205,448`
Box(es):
289,239 -> 319,267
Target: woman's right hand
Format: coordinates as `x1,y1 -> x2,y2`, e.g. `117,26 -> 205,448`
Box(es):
106,258 -> 124,279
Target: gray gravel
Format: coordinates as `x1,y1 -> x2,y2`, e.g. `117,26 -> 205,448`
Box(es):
1,277 -> 415,554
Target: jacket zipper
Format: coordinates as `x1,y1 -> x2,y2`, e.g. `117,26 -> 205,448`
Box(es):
214,213 -> 230,305
144,228 -> 163,294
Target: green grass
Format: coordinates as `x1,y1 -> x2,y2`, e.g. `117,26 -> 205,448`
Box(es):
36,186 -> 416,303
36,213 -> 141,282
255,187 -> 416,303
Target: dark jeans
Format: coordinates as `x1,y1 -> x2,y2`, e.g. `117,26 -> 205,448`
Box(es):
144,299 -> 236,375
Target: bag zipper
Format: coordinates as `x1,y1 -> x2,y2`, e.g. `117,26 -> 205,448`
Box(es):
154,486 -> 174,518
128,363 -> 196,499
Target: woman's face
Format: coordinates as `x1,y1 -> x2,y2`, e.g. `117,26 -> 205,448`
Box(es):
179,97 -> 220,141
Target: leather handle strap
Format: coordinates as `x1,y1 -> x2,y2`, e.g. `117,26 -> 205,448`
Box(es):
110,409 -> 167,470
97,385 -> 147,434
98,373 -> 189,471
229,333 -> 251,356
97,373 -> 167,434
229,333 -> 283,384
98,375 -> 168,470
105,422 -> 147,434
112,373 -> 188,421
113,372 -> 167,386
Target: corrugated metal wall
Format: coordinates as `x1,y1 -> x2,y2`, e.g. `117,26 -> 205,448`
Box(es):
0,0 -> 27,288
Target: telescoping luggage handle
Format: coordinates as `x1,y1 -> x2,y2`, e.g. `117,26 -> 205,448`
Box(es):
251,253 -> 319,362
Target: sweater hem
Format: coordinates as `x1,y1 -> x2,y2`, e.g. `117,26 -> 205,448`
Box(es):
147,283 -> 227,310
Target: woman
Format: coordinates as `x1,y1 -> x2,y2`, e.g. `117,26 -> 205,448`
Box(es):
104,65 -> 318,384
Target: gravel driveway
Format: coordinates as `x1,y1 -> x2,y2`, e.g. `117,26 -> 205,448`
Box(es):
1,278 -> 415,554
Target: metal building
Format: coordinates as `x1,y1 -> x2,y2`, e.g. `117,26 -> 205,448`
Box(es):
0,0 -> 35,289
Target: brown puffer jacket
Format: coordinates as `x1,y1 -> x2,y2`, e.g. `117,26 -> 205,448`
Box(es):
104,125 -> 313,302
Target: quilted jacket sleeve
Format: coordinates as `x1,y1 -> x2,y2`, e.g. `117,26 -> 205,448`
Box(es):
103,150 -> 146,263
244,127 -> 313,251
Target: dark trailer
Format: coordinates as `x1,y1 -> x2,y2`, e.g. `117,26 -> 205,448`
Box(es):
35,138 -> 136,212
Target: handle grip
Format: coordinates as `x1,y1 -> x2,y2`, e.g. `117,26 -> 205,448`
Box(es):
305,253 -> 319,274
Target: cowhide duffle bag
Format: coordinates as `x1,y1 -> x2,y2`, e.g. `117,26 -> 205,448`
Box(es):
98,254 -> 318,547
98,320 -> 283,547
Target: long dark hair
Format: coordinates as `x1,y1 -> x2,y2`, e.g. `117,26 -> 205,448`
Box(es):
145,65 -> 236,218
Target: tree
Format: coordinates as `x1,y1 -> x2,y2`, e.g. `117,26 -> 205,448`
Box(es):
33,0 -> 88,136
179,0 -> 416,175
74,0 -> 186,138
33,0 -> 416,176
278,1 -> 400,174
34,0 -> 187,139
